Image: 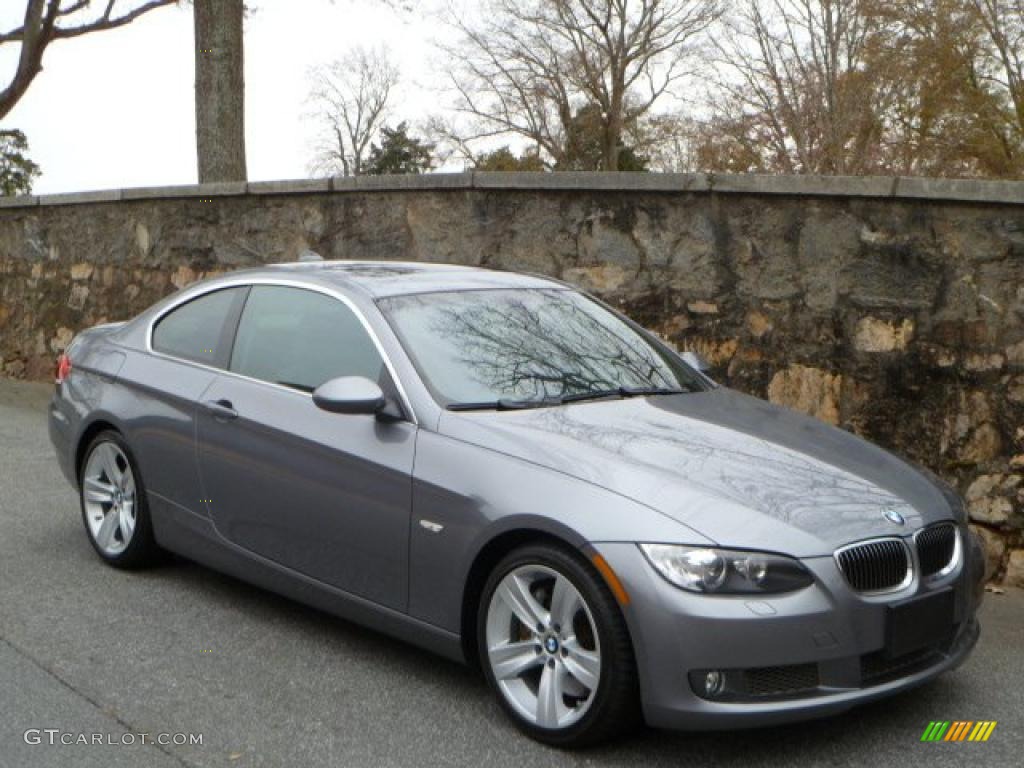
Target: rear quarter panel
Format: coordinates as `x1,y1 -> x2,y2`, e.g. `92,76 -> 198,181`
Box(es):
49,326 -> 128,487
52,324 -> 215,528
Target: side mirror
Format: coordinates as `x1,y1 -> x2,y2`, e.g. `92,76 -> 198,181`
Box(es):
313,376 -> 386,415
680,350 -> 712,373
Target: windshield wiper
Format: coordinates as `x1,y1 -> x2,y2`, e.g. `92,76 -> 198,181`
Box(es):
446,397 -> 561,412
447,386 -> 689,411
558,385 -> 688,404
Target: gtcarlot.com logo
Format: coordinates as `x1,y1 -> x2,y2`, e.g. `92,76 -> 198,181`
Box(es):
24,729 -> 203,747
921,721 -> 997,742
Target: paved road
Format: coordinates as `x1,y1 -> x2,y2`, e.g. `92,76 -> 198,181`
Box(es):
0,378 -> 1020,768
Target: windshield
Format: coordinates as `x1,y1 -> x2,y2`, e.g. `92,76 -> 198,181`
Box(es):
378,288 -> 706,409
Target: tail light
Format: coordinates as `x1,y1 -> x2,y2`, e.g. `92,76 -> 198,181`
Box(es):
55,353 -> 72,384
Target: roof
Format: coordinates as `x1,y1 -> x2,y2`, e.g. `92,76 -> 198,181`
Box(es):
264,260 -> 567,298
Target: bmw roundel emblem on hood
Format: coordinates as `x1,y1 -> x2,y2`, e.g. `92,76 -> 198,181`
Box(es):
883,508 -> 906,526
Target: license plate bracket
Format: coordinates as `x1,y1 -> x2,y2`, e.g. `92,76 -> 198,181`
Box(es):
885,588 -> 954,659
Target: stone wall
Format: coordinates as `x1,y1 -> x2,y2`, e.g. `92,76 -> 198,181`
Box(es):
1,172 -> 1022,583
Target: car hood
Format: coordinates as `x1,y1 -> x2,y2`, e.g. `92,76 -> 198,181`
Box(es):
438,388 -> 956,557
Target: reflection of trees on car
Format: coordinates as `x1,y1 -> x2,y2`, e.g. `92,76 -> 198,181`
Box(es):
421,291 -> 681,400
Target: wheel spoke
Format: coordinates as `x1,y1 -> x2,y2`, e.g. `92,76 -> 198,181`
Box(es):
549,576 -> 581,629
563,641 -> 600,691
118,504 -> 135,543
536,662 -> 565,728
120,468 -> 135,496
488,640 -> 542,680
98,443 -> 123,486
497,575 -> 549,631
83,477 -> 115,505
95,510 -> 119,550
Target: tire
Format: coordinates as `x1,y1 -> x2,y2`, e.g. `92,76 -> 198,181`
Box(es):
79,430 -> 161,569
477,542 -> 640,748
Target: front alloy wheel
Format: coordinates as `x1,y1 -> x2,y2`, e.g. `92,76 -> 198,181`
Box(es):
486,564 -> 602,729
479,544 -> 639,747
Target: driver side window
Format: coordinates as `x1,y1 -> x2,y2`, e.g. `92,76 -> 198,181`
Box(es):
229,286 -> 384,393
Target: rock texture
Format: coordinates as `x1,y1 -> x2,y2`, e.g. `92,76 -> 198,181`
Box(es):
1,173 -> 1022,578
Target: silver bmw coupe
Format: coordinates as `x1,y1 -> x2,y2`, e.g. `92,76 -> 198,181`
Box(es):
49,260 -> 984,747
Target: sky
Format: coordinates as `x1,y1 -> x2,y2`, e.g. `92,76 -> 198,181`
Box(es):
0,1 -> 456,194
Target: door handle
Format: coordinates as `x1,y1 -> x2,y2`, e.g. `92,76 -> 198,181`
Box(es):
203,399 -> 238,421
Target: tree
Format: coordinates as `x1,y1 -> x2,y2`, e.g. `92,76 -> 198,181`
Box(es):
560,103 -> 649,170
307,45 -> 399,177
706,0 -> 887,175
474,146 -> 547,171
0,129 -> 40,195
636,112 -> 707,171
364,122 -> 434,174
193,0 -> 246,182
700,0 -> 1024,177
440,0 -> 722,171
969,0 -> 1024,153
867,0 -> 1020,177
0,0 -> 177,121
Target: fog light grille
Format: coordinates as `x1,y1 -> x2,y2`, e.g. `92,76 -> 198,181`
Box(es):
835,538 -> 910,593
743,663 -> 819,696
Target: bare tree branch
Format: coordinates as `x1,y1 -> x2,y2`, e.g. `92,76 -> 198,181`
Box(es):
700,0 -> 1023,178
438,0 -> 722,170
0,0 -> 178,121
707,0 -> 888,174
970,0 -> 1024,136
307,45 -> 400,177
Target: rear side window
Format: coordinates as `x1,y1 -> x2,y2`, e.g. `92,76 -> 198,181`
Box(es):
151,287 -> 246,367
229,285 -> 383,392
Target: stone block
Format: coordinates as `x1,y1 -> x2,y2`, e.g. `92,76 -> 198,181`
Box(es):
1004,549 -> 1024,588
966,474 -> 1021,525
0,195 -> 38,208
767,364 -> 842,425
853,317 -> 914,352
247,178 -> 331,195
970,525 -> 1006,581
39,189 -> 121,206
713,173 -> 894,198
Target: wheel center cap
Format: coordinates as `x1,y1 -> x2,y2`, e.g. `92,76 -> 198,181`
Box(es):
544,635 -> 559,654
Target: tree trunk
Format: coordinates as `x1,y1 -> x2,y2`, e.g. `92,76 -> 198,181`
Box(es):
604,129 -> 620,171
605,103 -> 623,171
603,79 -> 626,171
194,0 -> 246,182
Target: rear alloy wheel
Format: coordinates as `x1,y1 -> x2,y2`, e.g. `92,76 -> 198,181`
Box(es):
478,544 -> 639,747
80,431 -> 160,568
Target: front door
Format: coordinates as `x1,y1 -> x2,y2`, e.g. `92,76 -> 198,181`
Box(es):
195,284 -> 416,611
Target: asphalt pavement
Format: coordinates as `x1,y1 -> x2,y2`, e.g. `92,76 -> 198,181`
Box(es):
0,377 -> 1020,768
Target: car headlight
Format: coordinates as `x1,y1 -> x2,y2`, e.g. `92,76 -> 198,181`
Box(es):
638,544 -> 813,594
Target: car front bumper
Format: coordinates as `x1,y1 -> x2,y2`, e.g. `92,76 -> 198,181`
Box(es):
592,529 -> 984,730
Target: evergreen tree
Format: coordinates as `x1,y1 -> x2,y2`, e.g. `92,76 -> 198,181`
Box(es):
474,146 -> 545,171
365,122 -> 434,175
0,129 -> 40,196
